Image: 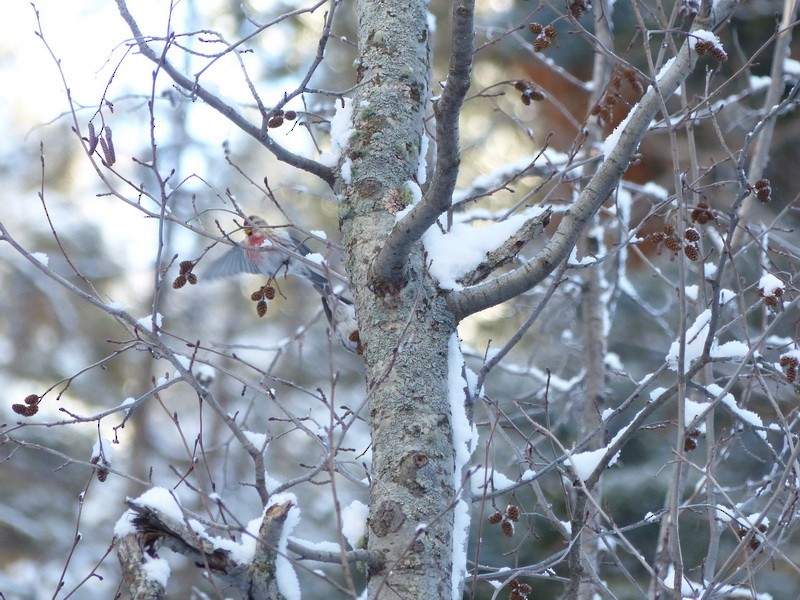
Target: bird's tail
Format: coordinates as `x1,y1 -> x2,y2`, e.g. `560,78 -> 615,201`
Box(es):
321,292 -> 361,354
306,269 -> 335,297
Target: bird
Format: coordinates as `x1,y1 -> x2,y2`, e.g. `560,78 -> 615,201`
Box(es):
204,215 -> 360,353
203,215 -> 333,295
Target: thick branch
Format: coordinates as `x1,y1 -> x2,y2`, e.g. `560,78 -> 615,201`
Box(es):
447,0 -> 739,321
114,0 -> 334,187
121,498 -> 368,598
123,501 -> 242,592
370,0 -> 475,288
117,534 -> 167,600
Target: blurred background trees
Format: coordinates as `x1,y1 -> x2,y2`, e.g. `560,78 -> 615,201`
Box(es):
1,0 -> 800,598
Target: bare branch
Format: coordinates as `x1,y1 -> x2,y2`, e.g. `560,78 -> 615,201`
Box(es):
113,0 -> 335,186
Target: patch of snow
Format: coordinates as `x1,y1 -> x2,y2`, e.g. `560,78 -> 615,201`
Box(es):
341,500 -> 369,549
423,207 -> 547,290
134,487 -> 184,523
758,273 -> 784,297
142,555 -> 170,587
666,310 -> 710,371
136,313 -> 163,333
319,98 -> 354,167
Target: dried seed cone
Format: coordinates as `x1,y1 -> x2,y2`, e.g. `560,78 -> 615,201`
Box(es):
695,40 -> 712,55
349,330 -> 364,355
710,47 -> 728,62
506,504 -> 520,522
528,89 -> 545,101
780,355 -> 798,368
256,300 -> 268,317
692,201 -> 712,222
684,228 -> 700,242
501,519 -> 514,537
12,404 -> 38,417
533,37 -> 551,52
665,237 -> 682,252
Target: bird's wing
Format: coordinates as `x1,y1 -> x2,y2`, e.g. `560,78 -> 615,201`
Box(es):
203,247 -> 260,279
280,230 -> 335,295
286,231 -> 315,257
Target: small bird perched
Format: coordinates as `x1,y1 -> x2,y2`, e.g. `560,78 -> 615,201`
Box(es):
204,215 -> 360,353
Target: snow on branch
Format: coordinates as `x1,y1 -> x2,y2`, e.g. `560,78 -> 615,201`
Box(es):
423,207 -> 551,290
451,148 -> 586,210
116,490 -> 319,599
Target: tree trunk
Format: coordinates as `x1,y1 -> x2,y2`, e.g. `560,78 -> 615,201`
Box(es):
338,0 -> 460,597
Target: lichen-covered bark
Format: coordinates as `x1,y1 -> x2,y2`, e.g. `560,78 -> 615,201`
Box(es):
337,0 -> 459,597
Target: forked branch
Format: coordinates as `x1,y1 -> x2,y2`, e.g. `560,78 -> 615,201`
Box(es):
114,0 -> 335,187
370,0 -> 476,289
447,0 -> 739,321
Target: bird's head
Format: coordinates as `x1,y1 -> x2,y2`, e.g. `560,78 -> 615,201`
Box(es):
243,215 -> 269,244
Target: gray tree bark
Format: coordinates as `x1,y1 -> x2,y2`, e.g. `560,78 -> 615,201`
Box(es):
339,0 -> 461,597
